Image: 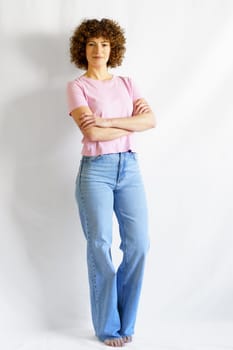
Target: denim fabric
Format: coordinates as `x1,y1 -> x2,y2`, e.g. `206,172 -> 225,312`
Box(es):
75,151 -> 149,341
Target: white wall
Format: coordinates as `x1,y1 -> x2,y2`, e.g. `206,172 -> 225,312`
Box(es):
1,0 -> 233,348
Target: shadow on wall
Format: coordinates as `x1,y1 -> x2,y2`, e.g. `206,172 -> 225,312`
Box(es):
0,34 -> 90,330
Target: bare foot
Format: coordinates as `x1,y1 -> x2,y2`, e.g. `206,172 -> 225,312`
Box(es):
123,336 -> 132,343
104,338 -> 124,347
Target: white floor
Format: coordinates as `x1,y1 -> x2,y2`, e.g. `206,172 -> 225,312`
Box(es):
2,323 -> 233,350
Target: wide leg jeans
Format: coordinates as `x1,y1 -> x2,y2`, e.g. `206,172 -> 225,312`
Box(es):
75,151 -> 149,341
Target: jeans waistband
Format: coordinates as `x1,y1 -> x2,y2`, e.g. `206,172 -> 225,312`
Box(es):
82,150 -> 136,162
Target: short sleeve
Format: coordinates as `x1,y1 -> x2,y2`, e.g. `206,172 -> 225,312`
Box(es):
129,77 -> 143,102
66,80 -> 88,115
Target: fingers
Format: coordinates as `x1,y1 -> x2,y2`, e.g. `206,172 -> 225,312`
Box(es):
134,99 -> 148,108
136,105 -> 151,114
134,105 -> 151,114
79,114 -> 110,129
79,113 -> 96,129
133,99 -> 151,115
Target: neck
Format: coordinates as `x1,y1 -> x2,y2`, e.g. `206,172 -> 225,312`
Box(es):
85,67 -> 112,80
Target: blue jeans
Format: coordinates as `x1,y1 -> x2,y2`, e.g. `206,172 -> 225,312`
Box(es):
75,151 -> 149,341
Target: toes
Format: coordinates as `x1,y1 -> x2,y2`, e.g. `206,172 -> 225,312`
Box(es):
123,336 -> 132,343
104,338 -> 124,347
104,335 -> 132,346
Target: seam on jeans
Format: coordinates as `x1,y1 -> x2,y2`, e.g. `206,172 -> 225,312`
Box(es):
120,213 -> 128,312
75,158 -> 83,185
116,153 -> 121,185
114,204 -> 128,317
78,163 -> 99,331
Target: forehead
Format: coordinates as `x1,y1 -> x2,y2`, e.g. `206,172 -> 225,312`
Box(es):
87,37 -> 110,42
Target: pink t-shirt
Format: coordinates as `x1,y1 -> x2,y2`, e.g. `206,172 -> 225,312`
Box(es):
66,75 -> 142,156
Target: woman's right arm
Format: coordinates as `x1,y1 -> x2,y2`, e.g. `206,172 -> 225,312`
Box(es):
71,106 -> 131,142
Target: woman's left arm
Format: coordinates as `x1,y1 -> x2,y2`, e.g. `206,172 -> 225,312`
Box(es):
112,97 -> 156,131
79,99 -> 156,132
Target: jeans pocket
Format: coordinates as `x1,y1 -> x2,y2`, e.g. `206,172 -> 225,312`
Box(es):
132,152 -> 138,161
75,158 -> 84,184
83,155 -> 103,162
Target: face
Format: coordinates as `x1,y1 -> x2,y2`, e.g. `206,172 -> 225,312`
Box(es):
86,37 -> 111,68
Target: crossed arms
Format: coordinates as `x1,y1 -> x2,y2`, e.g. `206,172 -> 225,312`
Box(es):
70,98 -> 156,142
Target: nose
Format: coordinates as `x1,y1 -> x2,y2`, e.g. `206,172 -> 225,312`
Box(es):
94,43 -> 102,54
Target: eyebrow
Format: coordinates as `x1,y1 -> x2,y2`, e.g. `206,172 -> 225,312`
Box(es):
87,40 -> 110,43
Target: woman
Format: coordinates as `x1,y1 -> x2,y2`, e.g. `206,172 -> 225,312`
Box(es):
67,18 -> 156,347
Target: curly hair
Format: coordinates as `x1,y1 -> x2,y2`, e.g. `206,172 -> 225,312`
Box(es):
69,18 -> 126,70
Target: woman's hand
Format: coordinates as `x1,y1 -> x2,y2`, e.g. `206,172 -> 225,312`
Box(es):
79,113 -> 111,130
133,99 -> 151,115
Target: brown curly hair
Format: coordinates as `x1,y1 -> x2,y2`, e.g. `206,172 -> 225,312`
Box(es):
69,18 -> 126,70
